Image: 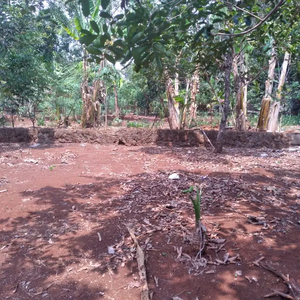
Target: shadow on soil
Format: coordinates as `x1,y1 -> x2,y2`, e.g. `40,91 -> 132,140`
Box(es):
0,165 -> 299,299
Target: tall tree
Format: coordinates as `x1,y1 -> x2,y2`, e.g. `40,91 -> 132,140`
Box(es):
0,1 -> 55,125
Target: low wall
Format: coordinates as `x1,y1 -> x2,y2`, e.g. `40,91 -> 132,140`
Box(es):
0,127 -> 299,148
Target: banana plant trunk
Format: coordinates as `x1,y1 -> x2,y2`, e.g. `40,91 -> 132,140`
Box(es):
257,97 -> 272,130
266,51 -> 290,132
181,78 -> 190,129
276,51 -> 290,100
233,53 -> 248,131
81,52 -> 106,128
257,45 -> 277,131
267,102 -> 281,132
165,73 -> 180,130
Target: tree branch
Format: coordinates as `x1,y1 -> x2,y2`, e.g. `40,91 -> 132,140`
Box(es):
225,1 -> 263,21
213,0 -> 286,37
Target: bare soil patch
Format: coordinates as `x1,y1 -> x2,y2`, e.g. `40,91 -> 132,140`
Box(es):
0,142 -> 299,300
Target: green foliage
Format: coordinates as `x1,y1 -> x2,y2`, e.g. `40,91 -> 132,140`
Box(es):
0,2 -> 64,123
126,121 -> 150,128
37,118 -> 45,126
280,115 -> 300,127
2,0 -> 300,130
46,61 -> 83,120
248,114 -> 259,128
111,117 -> 122,126
194,112 -> 220,128
0,116 -> 8,127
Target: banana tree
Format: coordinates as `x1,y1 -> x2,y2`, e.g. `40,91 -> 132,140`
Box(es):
257,42 -> 277,131
64,0 -> 107,128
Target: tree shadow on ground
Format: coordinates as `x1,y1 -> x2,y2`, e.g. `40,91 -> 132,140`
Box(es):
0,165 -> 299,299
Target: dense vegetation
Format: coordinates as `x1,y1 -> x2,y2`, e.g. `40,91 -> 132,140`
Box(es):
1,0 -> 300,151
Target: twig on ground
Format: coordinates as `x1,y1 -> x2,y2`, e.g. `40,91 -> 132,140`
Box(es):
253,256 -> 265,266
199,126 -> 215,150
264,290 -> 294,299
126,224 -> 150,300
258,262 -> 300,300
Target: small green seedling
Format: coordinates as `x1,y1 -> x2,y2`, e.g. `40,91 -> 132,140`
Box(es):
182,186 -> 202,227
182,185 -> 207,257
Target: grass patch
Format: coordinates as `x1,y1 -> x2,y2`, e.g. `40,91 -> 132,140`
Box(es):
127,121 -> 150,128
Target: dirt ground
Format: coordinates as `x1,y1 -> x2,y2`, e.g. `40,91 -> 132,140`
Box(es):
0,142 -> 299,300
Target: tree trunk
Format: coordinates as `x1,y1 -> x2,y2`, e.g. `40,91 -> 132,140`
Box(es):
214,52 -> 233,153
257,45 -> 277,131
267,102 -> 280,132
276,51 -> 290,100
105,88 -> 108,128
113,85 -> 120,118
165,73 -> 180,130
233,52 -> 248,131
181,78 -> 190,129
91,79 -> 103,127
189,68 -> 199,127
265,45 -> 277,96
175,72 -> 179,96
81,47 -> 88,128
266,51 -> 290,132
257,97 -> 272,131
81,52 -> 107,128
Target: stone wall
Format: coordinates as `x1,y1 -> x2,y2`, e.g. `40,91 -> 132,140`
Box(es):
0,127 -> 299,148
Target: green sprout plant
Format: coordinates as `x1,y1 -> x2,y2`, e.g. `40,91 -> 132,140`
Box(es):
182,185 -> 207,257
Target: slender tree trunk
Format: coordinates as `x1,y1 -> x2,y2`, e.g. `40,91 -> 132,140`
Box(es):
257,45 -> 277,131
276,51 -> 290,100
189,68 -> 199,127
165,70 -> 180,130
81,47 -> 89,128
267,51 -> 290,132
11,114 -> 15,128
265,45 -> 277,96
105,88 -> 108,128
233,52 -> 248,131
181,78 -> 190,129
113,85 -> 120,118
91,79 -> 102,127
175,72 -> 179,96
214,52 -> 233,153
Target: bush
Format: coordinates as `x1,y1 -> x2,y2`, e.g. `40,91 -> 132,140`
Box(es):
37,118 -> 45,126
111,117 -> 122,126
280,115 -> 300,127
0,116 -> 8,127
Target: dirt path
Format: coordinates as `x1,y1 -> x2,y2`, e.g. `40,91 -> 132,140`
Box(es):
0,143 -> 299,300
